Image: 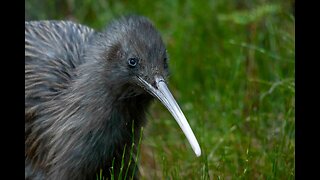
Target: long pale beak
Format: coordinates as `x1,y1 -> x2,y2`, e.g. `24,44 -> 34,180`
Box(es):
137,76 -> 201,157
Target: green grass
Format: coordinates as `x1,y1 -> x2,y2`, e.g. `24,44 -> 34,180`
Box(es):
26,0 -> 295,179
96,122 -> 144,180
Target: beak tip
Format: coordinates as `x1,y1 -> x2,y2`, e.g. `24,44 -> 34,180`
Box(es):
195,147 -> 201,157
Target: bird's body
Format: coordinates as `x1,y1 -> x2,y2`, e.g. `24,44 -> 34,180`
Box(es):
25,16 -> 201,180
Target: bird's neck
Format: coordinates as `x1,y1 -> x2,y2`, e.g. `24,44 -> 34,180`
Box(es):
46,64 -> 153,176
68,61 -> 153,139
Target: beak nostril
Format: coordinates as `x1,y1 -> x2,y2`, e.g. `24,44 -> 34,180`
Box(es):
152,76 -> 165,89
151,81 -> 157,89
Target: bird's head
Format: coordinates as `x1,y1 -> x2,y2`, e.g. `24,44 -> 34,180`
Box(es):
87,15 -> 201,157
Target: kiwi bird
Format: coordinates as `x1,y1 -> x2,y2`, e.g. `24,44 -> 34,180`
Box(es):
25,15 -> 201,180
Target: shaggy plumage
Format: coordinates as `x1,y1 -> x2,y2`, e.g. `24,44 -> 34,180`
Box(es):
25,16 -> 168,180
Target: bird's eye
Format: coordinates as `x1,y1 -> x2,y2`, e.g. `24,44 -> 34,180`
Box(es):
128,58 -> 138,67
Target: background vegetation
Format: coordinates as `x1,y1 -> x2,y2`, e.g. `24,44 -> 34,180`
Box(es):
26,0 -> 295,179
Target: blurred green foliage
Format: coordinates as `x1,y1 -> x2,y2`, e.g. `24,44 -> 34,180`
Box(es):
26,0 -> 295,179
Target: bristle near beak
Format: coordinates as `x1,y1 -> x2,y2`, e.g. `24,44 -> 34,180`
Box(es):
137,76 -> 201,157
